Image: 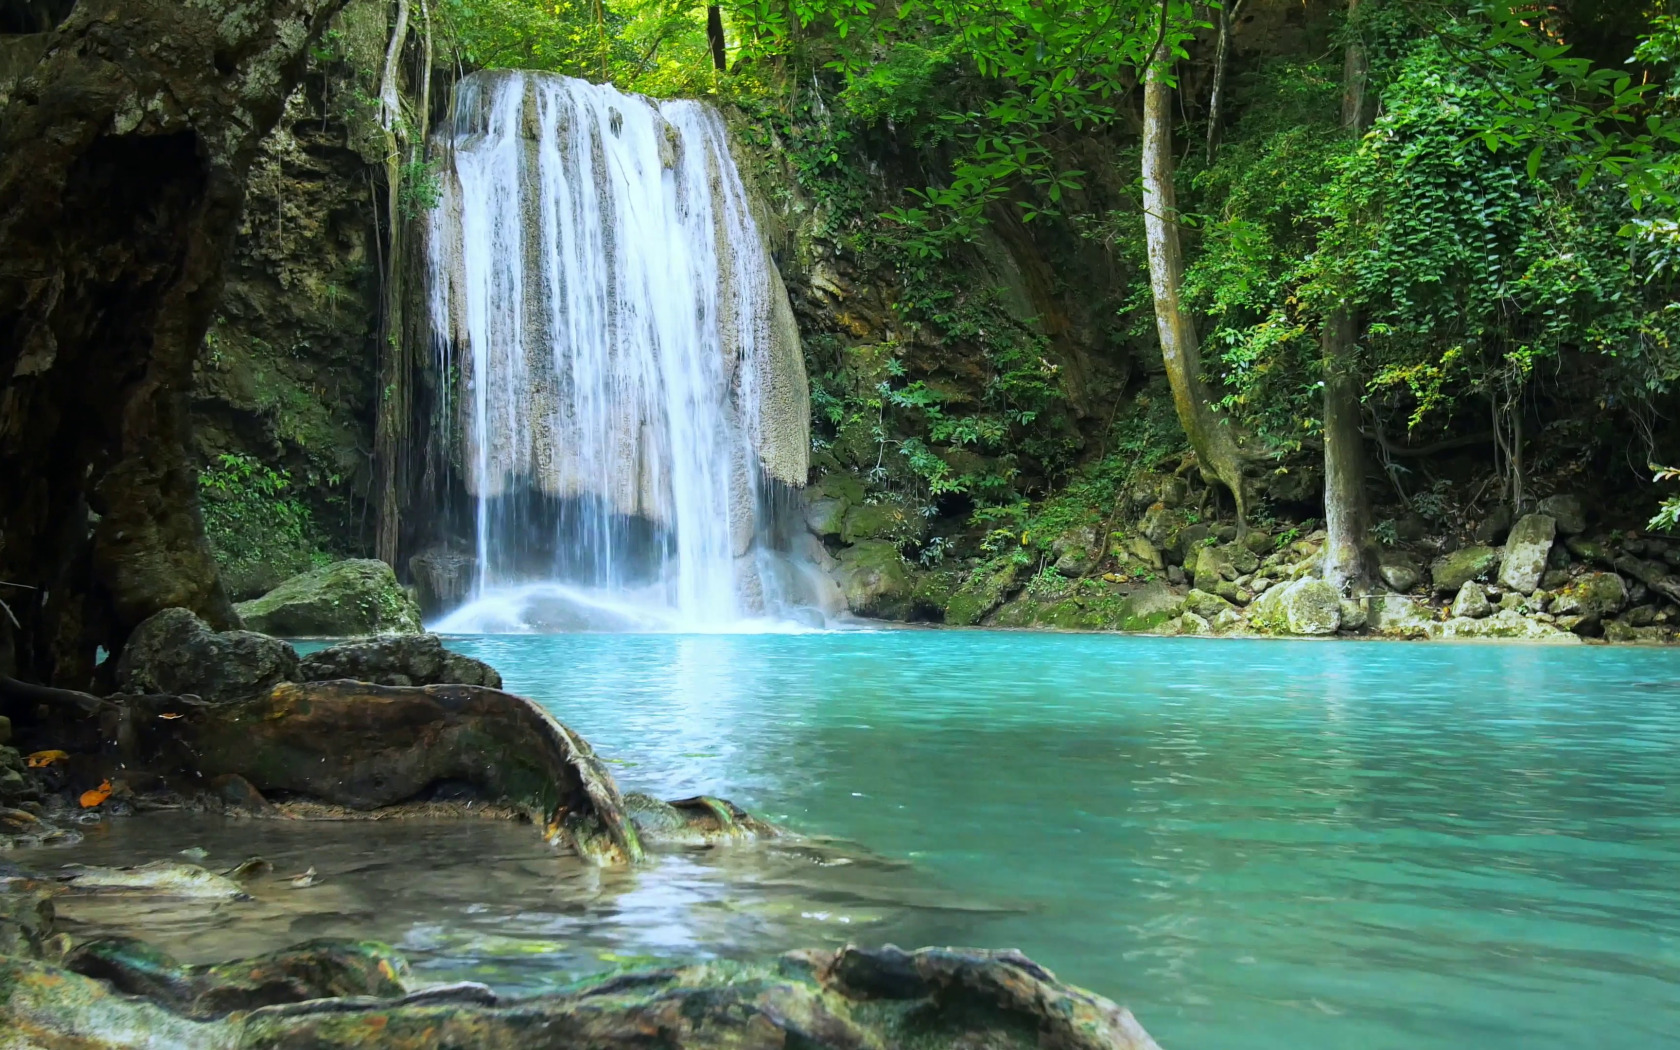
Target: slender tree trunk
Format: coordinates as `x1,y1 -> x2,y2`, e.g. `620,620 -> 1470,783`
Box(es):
1143,54 -> 1249,528
1205,0 -> 1243,164
374,0 -> 412,568
707,5 -> 728,72
1320,0 -> 1373,592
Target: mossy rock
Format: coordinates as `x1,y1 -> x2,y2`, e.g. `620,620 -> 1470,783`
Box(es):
840,498 -> 926,544
1438,610 -> 1579,642
1430,545 -> 1501,595
945,560 -> 1024,625
833,541 -> 918,620
235,559 -> 422,637
1248,578 -> 1341,636
1548,572 -> 1627,621
1118,581 -> 1184,632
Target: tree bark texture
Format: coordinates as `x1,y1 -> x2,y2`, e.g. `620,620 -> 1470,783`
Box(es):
1142,58 -> 1249,526
1320,0 -> 1373,592
707,5 -> 728,72
374,0 -> 412,567
1205,0 -> 1242,164
0,0 -> 347,686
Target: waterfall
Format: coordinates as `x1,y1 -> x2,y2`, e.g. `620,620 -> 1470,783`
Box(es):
425,71 -> 835,632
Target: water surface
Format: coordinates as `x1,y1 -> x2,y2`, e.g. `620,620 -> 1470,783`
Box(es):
448,631 -> 1680,1050
29,631 -> 1680,1049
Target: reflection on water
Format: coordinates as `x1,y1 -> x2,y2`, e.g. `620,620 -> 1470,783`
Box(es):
29,631 -> 1680,1050
27,815 -> 1007,994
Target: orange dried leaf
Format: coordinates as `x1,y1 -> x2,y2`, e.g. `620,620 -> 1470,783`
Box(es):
79,780 -> 112,808
26,750 -> 68,768
158,712 -> 183,720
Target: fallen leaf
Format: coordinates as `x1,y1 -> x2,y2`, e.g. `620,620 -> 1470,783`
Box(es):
287,866 -> 319,888
26,750 -> 68,769
158,712 -> 183,720
79,780 -> 112,808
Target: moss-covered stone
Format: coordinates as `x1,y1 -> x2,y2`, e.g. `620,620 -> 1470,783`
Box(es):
1547,571 -> 1627,621
1367,595 -> 1439,639
1248,578 -> 1341,635
840,498 -> 925,544
1430,545 -> 1501,595
117,607 -> 299,702
833,541 -> 918,619
235,559 -> 421,637
1118,581 -> 1183,631
945,560 -> 1023,625
1438,609 -> 1579,642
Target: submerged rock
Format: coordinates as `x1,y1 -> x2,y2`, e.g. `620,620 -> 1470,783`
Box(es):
235,560 -> 422,637
625,793 -> 779,846
0,930 -> 1162,1050
299,634 -> 501,689
117,608 -> 299,703
1248,578 -> 1341,636
59,861 -> 248,900
1497,514 -> 1556,595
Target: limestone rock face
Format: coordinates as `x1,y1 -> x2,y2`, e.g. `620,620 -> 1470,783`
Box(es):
299,634 -> 501,689
1451,581 -> 1493,619
833,542 -> 917,620
409,548 -> 476,618
1498,514 -> 1556,595
1431,545 -> 1501,595
117,608 -> 299,703
1537,494 -> 1587,535
1548,572 -> 1627,621
1248,578 -> 1342,635
236,560 -> 422,637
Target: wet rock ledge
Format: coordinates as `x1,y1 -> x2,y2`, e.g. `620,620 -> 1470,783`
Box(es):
0,609 -> 768,862
0,874 -> 1160,1050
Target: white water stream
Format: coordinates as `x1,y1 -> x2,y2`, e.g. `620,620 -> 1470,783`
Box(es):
424,72 -> 835,631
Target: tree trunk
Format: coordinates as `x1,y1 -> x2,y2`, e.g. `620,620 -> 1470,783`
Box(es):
1320,0 -> 1373,592
1142,56 -> 1249,527
373,0 -> 412,568
707,5 -> 728,72
1205,0 -> 1243,164
0,0 -> 347,687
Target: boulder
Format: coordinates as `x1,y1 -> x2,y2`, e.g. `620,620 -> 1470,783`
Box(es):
1248,578 -> 1341,636
1183,588 -> 1234,620
1450,581 -> 1492,619
409,548 -> 476,617
1603,620 -> 1675,644
122,680 -> 643,864
1536,494 -> 1587,536
1051,527 -> 1098,576
833,541 -> 917,619
1565,535 -> 1614,566
1338,598 -> 1368,631
803,473 -> 862,538
1547,572 -> 1627,622
1190,542 -> 1257,591
1210,608 -> 1246,633
1497,514 -> 1556,595
1367,595 -> 1439,639
1121,534 -> 1164,571
117,608 -> 298,703
1377,550 -> 1422,593
1438,609 -> 1580,643
1431,545 -> 1500,595
299,634 -> 502,689
1174,611 -> 1213,635
1173,523 -> 1212,563
945,561 -> 1022,626
1117,581 -> 1184,631
1612,554 -> 1680,605
1137,503 -> 1176,548
235,560 -> 423,637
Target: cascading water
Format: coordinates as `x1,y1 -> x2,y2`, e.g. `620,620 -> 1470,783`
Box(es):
425,71 -> 839,632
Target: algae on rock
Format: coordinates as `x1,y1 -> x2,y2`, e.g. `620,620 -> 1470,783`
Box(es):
236,560 -> 422,637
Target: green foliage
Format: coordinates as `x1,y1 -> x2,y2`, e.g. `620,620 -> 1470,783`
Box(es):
398,159 -> 443,218
199,455 -> 330,595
